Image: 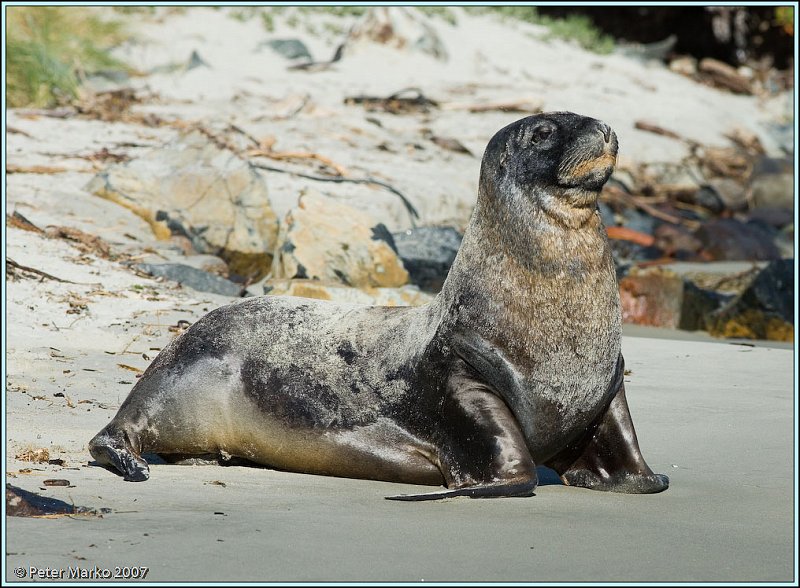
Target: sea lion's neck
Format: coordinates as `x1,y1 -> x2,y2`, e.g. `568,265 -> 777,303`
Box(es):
443,186 -> 612,295
434,189 -> 619,362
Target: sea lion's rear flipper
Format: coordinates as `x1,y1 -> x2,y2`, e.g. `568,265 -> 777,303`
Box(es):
88,425 -> 150,482
385,481 -> 535,501
386,361 -> 538,501
547,359 -> 669,494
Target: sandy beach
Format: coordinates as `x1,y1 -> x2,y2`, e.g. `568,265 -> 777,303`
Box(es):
5,7 -> 796,584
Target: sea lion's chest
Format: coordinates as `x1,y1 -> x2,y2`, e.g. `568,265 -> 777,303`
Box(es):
455,258 -> 621,456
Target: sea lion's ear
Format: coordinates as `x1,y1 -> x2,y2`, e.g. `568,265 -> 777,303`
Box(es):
499,146 -> 509,169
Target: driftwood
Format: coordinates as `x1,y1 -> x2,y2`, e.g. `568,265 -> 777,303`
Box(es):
7,212 -> 44,234
344,87 -> 439,114
440,98 -> 544,114
603,185 -> 701,231
7,258 -> 80,284
7,164 -> 78,174
634,120 -> 683,141
8,126 -> 34,138
698,58 -> 753,94
44,226 -> 114,260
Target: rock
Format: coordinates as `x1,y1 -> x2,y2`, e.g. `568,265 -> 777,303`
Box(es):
736,259 -> 793,323
262,39 -> 313,61
656,260 -> 765,292
749,156 -> 794,210
136,263 -> 243,297
615,34 -> 677,63
186,49 -> 210,70
262,279 -> 432,307
271,191 -> 409,288
694,218 -> 780,261
347,7 -> 448,61
619,267 -> 684,328
760,121 -> 794,156
678,280 -> 734,331
745,207 -> 794,230
686,186 -> 725,215
703,178 -> 748,212
609,240 -> 663,263
618,207 -> 656,235
653,223 -> 702,259
149,50 -> 210,75
391,226 -> 462,292
179,254 -> 231,278
752,155 -> 793,175
86,131 -> 279,281
598,202 -> 616,227
707,259 -> 794,341
774,225 -> 794,259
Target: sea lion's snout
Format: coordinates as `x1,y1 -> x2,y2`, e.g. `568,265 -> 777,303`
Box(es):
597,121 -> 612,144
556,118 -> 618,192
598,121 -> 619,158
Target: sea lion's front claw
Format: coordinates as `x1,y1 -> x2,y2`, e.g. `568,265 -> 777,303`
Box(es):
561,469 -> 669,494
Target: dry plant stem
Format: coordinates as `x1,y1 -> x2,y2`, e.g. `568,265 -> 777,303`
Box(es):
7,258 -> 80,284
7,212 -> 44,233
7,164 -> 83,174
603,186 -> 700,230
246,149 -> 349,177
440,99 -> 543,113
634,120 -> 683,140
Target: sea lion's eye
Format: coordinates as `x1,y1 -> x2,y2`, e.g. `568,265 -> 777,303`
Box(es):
532,125 -> 554,143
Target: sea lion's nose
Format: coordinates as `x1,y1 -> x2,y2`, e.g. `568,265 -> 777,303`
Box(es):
597,122 -> 612,143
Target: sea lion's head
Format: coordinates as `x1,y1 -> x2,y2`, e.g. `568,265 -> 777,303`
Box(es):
479,112 -> 618,228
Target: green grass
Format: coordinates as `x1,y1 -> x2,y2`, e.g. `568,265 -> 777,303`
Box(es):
7,7 -> 129,107
418,6 -> 458,25
774,6 -> 793,32
465,6 -> 615,54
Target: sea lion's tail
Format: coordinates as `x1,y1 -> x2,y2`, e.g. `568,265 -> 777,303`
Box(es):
88,424 -> 150,482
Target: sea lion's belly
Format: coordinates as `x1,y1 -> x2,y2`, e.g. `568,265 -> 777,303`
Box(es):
216,404 -> 444,485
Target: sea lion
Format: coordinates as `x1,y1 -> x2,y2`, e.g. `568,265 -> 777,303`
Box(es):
89,112 -> 669,500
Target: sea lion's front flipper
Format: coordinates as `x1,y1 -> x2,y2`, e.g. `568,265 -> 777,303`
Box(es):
547,359 -> 669,494
387,361 -> 538,501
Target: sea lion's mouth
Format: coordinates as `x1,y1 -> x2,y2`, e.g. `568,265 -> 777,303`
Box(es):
557,142 -> 617,192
